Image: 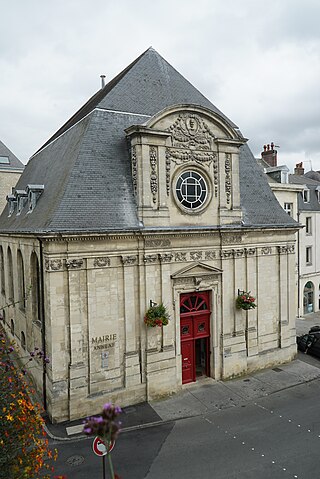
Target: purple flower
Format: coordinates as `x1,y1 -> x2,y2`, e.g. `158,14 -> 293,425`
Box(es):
83,426 -> 93,435
8,346 -> 14,353
44,357 -> 50,364
30,351 -> 35,357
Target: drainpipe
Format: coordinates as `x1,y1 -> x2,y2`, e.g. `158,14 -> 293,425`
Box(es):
37,237 -> 47,411
297,210 -> 301,318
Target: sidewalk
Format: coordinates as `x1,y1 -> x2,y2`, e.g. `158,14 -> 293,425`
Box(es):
45,352 -> 320,441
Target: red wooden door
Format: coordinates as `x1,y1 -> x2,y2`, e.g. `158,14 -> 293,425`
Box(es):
180,292 -> 210,385
181,340 -> 195,384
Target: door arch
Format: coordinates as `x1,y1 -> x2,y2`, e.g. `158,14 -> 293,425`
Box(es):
303,281 -> 314,314
180,291 -> 210,384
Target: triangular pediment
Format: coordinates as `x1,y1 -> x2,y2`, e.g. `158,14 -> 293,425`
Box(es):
171,262 -> 222,279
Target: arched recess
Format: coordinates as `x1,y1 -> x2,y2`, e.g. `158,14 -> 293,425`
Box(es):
7,247 -> 14,302
21,331 -> 26,349
30,252 -> 41,324
17,250 -> 26,311
303,281 -> 314,314
0,246 -> 4,295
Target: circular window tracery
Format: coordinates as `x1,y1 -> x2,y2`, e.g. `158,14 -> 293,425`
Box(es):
175,171 -> 208,210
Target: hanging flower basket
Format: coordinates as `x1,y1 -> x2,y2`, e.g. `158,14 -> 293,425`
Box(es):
236,291 -> 257,310
144,303 -> 170,327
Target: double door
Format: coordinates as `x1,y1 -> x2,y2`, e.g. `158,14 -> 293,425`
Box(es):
180,292 -> 210,384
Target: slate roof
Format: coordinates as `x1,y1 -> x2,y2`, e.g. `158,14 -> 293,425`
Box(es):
0,48 -> 297,233
0,140 -> 24,171
289,173 -> 320,212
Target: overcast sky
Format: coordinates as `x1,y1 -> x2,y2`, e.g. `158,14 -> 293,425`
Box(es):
1,0 -> 320,172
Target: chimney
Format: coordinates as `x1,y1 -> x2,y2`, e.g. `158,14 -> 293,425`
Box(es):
261,142 -> 278,167
294,162 -> 304,176
100,74 -> 106,89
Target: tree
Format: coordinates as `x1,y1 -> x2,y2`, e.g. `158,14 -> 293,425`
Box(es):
0,326 -> 57,478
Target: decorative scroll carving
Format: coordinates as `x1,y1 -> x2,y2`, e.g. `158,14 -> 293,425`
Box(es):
149,146 -> 158,203
233,249 -> 244,257
145,238 -> 171,248
144,254 -> 158,263
261,247 -> 272,255
131,145 -> 137,196
167,148 -> 216,165
205,250 -> 216,260
225,153 -> 232,204
278,245 -> 295,254
220,250 -> 234,258
45,259 -> 63,271
65,259 -> 83,269
93,257 -> 110,268
168,114 -> 215,150
159,253 -> 173,263
165,149 -> 171,196
222,234 -> 243,245
175,252 -> 187,262
121,255 -> 137,265
213,158 -> 218,197
190,251 -> 203,261
245,248 -> 256,256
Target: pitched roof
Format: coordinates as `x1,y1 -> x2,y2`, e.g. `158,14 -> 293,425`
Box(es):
0,140 -> 24,171
0,49 -> 297,233
36,47 -> 237,154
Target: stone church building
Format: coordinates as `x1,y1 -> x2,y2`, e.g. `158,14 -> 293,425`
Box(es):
0,48 -> 298,423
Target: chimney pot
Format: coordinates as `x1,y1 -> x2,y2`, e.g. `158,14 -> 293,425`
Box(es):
100,74 -> 106,89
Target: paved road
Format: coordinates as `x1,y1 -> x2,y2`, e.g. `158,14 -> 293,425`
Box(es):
51,377 -> 320,479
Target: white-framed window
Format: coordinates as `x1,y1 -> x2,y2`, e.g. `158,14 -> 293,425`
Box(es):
306,246 -> 312,265
306,217 -> 312,235
303,189 -> 310,203
284,203 -> 293,217
175,170 -> 209,211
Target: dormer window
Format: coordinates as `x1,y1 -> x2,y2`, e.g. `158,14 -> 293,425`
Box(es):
0,156 -> 9,164
303,189 -> 310,203
26,184 -> 44,213
15,190 -> 28,215
6,194 -> 16,217
316,186 -> 320,203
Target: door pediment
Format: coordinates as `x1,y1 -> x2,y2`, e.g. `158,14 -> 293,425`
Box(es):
171,262 -> 222,279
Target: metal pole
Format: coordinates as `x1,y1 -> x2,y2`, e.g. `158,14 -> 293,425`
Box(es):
102,454 -> 106,479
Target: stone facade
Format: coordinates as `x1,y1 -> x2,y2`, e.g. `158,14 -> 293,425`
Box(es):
0,50 -> 299,423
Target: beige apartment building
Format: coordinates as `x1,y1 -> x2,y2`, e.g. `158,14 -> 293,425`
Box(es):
0,49 -> 299,423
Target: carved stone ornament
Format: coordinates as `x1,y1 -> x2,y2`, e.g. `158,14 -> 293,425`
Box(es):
93,257 -> 111,268
159,253 -> 173,263
145,238 -> 171,248
213,158 -> 218,197
261,247 -> 272,255
220,249 -> 234,258
175,252 -> 187,262
278,245 -> 295,254
225,153 -> 232,205
245,248 -> 256,256
121,255 -> 137,265
222,234 -> 243,245
143,254 -> 158,263
233,249 -> 244,257
45,259 -> 63,271
65,259 -> 83,269
205,250 -> 216,260
167,148 -> 216,166
165,149 -> 171,196
131,145 -> 137,196
149,146 -> 158,203
190,251 -> 203,261
168,113 -> 216,150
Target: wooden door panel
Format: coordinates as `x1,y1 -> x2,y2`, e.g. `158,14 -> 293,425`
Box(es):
181,340 -> 195,384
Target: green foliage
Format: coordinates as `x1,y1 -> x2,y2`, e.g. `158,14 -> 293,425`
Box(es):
144,303 -> 170,327
236,292 -> 257,310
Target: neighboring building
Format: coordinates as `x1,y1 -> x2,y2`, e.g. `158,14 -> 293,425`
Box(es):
290,164 -> 320,316
0,140 -> 24,213
0,48 -> 299,423
259,146 -> 320,317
